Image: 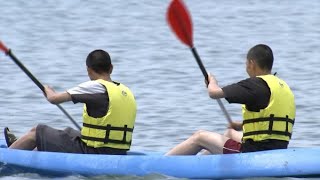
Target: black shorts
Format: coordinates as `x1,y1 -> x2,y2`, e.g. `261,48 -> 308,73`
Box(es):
35,124 -> 127,155
241,139 -> 289,153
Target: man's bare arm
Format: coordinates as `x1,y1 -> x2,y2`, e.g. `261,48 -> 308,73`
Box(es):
44,85 -> 72,104
207,73 -> 225,99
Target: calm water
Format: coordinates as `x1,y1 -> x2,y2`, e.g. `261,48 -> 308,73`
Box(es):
0,0 -> 320,179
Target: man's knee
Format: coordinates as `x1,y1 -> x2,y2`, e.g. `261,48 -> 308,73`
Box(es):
28,126 -> 38,138
192,130 -> 208,142
30,126 -> 37,133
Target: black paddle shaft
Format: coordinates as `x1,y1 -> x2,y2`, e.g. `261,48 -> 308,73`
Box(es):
190,47 -> 232,123
7,50 -> 81,130
191,47 -> 208,82
8,50 -> 45,92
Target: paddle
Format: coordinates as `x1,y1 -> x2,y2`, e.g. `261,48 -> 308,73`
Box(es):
166,0 -> 232,123
0,41 -> 81,130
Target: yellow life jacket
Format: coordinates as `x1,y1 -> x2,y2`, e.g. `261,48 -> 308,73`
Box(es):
81,79 -> 136,150
242,75 -> 295,142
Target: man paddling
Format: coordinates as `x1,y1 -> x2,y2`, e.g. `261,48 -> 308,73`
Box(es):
4,49 -> 137,154
166,44 -> 295,155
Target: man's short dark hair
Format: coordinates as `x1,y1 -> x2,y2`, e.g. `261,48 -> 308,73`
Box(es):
247,44 -> 274,71
86,49 -> 112,73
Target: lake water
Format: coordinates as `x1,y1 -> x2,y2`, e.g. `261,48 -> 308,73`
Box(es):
0,0 -> 319,179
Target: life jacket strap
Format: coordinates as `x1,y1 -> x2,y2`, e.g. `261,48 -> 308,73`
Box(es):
243,130 -> 292,138
82,123 -> 133,145
243,114 -> 294,139
82,123 -> 134,132
242,115 -> 294,125
81,135 -> 132,145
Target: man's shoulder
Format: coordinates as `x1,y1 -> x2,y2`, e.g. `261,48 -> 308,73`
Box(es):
68,81 -> 106,95
236,76 -> 267,87
236,76 -> 270,96
78,80 -> 103,87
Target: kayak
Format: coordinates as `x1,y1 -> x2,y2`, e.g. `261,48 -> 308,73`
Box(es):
1,139 -> 320,179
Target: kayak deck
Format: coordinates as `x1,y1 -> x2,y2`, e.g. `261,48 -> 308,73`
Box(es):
1,139 -> 320,179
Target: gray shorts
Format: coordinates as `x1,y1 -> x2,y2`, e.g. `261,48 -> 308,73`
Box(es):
35,124 -> 127,155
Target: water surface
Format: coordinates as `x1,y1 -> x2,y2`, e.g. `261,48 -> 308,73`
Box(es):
0,0 -> 320,179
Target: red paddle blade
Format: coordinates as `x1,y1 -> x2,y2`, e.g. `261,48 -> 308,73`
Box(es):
166,0 -> 193,47
0,41 -> 9,54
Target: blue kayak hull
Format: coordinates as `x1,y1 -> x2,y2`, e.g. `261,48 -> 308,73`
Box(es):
1,139 -> 320,179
